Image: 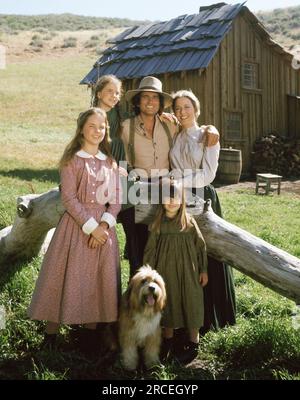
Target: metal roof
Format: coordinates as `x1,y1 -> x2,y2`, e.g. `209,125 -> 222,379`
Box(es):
81,2 -> 246,84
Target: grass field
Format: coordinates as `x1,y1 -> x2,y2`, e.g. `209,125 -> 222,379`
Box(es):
0,54 -> 300,380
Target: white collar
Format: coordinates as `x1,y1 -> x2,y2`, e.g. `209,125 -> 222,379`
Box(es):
76,149 -> 107,160
185,124 -> 199,135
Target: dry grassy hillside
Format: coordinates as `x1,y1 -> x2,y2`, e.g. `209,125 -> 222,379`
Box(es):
1,7 -> 300,63
257,5 -> 300,59
0,28 -> 124,62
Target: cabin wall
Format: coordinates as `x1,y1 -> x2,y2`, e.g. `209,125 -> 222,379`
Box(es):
203,13 -> 300,172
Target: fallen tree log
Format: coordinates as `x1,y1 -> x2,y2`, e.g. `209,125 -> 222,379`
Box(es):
0,188 -> 300,303
196,201 -> 300,303
0,188 -> 64,265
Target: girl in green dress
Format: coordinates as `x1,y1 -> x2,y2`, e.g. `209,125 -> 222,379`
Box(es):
143,181 -> 208,364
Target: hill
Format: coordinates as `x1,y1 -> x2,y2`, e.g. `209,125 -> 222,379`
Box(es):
1,6 -> 300,62
0,13 -> 150,32
0,13 -> 150,63
257,5 -> 300,54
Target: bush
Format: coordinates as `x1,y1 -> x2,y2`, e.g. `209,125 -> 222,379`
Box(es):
96,46 -> 105,55
32,28 -> 48,34
43,35 -> 53,41
29,38 -> 43,48
84,38 -> 99,48
61,37 -> 77,48
291,32 -> 300,40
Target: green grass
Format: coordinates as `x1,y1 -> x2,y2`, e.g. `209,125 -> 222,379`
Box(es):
0,56 -> 300,380
218,189 -> 300,257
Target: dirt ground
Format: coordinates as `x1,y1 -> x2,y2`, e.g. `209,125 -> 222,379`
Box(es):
215,179 -> 300,197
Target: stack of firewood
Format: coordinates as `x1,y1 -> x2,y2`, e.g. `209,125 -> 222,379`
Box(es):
251,134 -> 300,177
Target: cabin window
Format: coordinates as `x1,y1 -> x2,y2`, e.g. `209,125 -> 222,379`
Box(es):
242,62 -> 258,89
226,112 -> 242,140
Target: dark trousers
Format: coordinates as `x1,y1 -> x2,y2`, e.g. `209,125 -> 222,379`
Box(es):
118,206 -> 149,278
191,185 -> 236,334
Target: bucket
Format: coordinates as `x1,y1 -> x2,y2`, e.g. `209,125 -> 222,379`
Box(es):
217,148 -> 242,184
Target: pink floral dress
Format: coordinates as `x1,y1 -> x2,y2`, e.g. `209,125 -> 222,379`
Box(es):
28,150 -> 121,324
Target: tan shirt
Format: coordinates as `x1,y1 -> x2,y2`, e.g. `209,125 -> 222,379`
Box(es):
121,115 -> 177,177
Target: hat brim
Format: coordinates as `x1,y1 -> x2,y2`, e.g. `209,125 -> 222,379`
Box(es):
125,89 -> 173,108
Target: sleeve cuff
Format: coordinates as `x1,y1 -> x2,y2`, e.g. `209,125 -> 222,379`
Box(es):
101,212 -> 116,228
82,217 -> 99,235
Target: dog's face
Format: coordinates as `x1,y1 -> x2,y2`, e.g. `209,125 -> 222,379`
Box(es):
127,265 -> 166,313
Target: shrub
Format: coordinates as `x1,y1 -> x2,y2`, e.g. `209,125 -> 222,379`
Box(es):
43,35 -> 53,41
29,38 -> 43,48
291,32 -> 300,40
32,28 -> 48,34
96,46 -> 105,55
84,38 -> 99,48
61,37 -> 77,48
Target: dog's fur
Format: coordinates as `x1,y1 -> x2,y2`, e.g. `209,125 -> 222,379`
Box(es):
119,265 -> 166,371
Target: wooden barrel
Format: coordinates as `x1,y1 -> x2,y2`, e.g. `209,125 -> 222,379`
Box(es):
217,148 -> 242,184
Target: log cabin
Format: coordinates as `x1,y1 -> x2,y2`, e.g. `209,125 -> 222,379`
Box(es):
81,2 -> 300,174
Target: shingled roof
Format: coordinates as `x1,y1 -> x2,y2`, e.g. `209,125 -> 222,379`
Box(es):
81,1 -> 279,84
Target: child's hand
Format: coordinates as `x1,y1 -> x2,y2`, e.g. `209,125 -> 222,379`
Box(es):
88,236 -> 101,249
199,272 -> 208,287
200,125 -> 219,147
91,225 -> 109,245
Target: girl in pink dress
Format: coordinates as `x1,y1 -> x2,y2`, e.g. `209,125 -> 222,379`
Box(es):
28,107 -> 121,349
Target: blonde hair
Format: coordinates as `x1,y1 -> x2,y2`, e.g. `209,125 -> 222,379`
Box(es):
172,89 -> 201,118
92,75 -> 122,107
59,107 -> 113,171
150,180 -> 193,234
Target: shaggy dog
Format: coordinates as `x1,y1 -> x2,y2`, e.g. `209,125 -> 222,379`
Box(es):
119,265 -> 166,371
